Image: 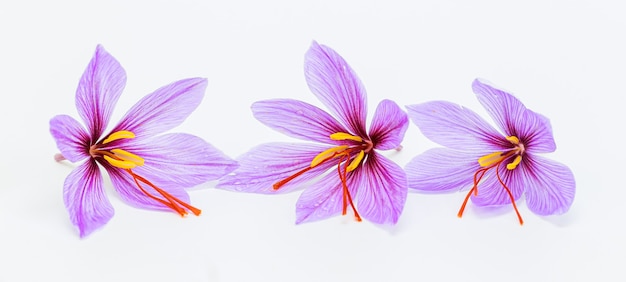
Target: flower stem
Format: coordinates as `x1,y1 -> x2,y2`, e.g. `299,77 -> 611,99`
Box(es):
54,153 -> 66,162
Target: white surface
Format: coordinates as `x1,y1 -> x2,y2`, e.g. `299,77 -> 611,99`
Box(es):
0,1 -> 623,281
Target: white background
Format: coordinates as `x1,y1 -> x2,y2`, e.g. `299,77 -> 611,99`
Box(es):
0,1 -> 623,281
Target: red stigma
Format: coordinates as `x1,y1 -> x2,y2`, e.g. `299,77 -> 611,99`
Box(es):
273,145 -> 365,222
457,157 -> 524,225
126,169 -> 201,217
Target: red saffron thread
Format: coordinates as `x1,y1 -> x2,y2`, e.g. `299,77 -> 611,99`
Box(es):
126,169 -> 201,216
457,158 -> 524,225
272,147 -> 362,221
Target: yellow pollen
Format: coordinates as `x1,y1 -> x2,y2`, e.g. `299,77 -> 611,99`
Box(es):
330,132 -> 362,142
505,136 -> 520,145
311,145 -> 349,168
478,151 -> 504,167
506,155 -> 522,170
111,149 -> 145,166
347,150 -> 365,172
101,148 -> 145,169
104,155 -> 138,169
103,130 -> 136,144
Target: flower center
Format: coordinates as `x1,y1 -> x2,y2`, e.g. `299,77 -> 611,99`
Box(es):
458,135 -> 525,225
90,130 -> 201,217
272,132 -> 374,222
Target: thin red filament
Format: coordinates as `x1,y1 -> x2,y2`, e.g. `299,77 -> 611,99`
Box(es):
92,146 -> 201,217
495,164 -> 524,225
457,165 -> 490,218
273,166 -> 316,190
457,158 -> 524,225
126,169 -> 201,216
273,151 -> 340,190
337,154 -> 361,221
272,148 -> 362,222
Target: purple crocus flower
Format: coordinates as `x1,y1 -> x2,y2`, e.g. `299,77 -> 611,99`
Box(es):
217,41 -> 409,224
50,45 -> 237,237
405,79 -> 575,224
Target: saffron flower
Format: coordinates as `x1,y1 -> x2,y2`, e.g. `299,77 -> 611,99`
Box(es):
50,45 -> 237,237
217,41 -> 409,224
405,79 -> 575,224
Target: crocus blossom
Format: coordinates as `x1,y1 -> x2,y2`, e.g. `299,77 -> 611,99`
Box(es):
217,41 -> 409,224
50,45 -> 237,237
405,79 -> 575,224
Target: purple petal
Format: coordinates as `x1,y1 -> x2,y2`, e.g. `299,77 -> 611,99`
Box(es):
517,109 -> 556,153
406,102 -> 504,152
63,160 -> 114,238
304,41 -> 367,136
50,115 -> 90,162
519,155 -> 575,215
472,79 -> 556,153
111,78 -> 207,139
76,45 -> 126,140
470,164 -> 523,207
105,165 -> 191,211
295,171 -> 346,224
369,99 -> 408,150
252,99 -> 345,143
405,148 -> 480,192
217,143 -> 336,194
472,79 -> 524,136
123,133 -> 237,189
352,152 -> 407,224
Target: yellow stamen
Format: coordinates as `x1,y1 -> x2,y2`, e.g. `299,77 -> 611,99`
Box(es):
506,155 -> 522,170
103,155 -> 138,169
347,150 -> 365,172
111,149 -> 145,166
505,136 -> 520,145
311,145 -> 349,167
478,151 -> 504,167
330,132 -> 362,142
103,130 -> 136,144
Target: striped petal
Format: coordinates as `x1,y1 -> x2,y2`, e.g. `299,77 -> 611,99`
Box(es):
470,164 -> 523,207
519,155 -> 576,215
111,78 -> 207,139
75,45 -> 126,140
406,101 -> 504,152
369,99 -> 408,151
295,171 -> 348,224
304,41 -> 367,136
105,165 -> 191,211
50,114 -> 90,162
124,133 -> 237,189
352,152 -> 407,224
63,160 -> 114,238
252,99 -> 345,143
405,148 -> 480,192
217,143 -> 336,194
472,79 -> 556,153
